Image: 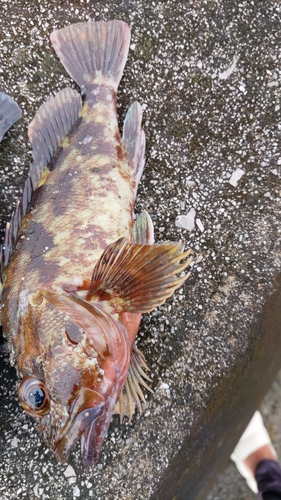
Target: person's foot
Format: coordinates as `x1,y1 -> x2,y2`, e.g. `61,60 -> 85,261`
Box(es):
231,411 -> 277,493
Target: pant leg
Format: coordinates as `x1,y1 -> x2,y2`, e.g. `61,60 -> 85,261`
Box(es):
255,459 -> 281,500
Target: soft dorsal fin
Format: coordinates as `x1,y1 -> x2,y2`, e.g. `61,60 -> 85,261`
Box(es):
0,91 -> 21,142
0,87 -> 82,303
122,102 -> 145,193
28,87 -> 82,190
86,238 -> 193,313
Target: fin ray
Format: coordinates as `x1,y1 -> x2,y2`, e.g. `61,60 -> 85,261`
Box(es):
28,87 -> 82,189
114,345 -> 152,421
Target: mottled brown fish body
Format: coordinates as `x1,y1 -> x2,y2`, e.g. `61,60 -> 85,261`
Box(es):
0,20 -> 193,467
1,87 -> 135,356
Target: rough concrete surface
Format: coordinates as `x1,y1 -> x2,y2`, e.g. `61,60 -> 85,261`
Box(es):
0,0 -> 281,499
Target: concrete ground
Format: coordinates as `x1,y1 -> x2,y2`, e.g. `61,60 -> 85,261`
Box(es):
0,0 -> 281,499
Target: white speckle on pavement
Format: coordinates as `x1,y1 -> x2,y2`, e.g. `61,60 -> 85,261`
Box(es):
175,208 -> 196,231
218,55 -> 239,80
64,465 -> 76,478
228,168 -> 245,187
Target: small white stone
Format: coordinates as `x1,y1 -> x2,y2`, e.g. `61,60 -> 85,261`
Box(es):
159,383 -> 170,390
73,486 -> 80,497
175,208 -> 196,231
64,465 -> 76,478
228,168 -> 245,187
196,219 -> 204,232
11,437 -> 18,448
218,55 -> 239,80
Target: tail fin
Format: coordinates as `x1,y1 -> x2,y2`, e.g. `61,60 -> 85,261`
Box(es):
50,20 -> 131,92
0,92 -> 21,142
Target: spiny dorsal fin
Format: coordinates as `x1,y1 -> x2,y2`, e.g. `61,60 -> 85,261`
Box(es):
132,210 -> 154,245
122,102 -> 146,192
0,91 -> 21,142
28,87 -> 82,190
0,87 -> 82,302
50,20 -> 131,92
86,238 -> 193,313
114,344 -> 152,421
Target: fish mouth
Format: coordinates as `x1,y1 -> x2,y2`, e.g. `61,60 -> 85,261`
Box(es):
54,389 -> 106,466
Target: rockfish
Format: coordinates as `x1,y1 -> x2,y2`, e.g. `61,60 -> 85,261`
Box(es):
0,20 -> 192,466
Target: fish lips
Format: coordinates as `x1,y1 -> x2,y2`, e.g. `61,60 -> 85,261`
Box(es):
54,389 -> 106,466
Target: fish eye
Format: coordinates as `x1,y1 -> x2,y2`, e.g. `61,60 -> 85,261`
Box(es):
18,376 -> 50,417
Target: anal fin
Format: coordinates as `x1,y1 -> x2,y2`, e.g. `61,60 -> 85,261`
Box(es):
114,344 -> 152,422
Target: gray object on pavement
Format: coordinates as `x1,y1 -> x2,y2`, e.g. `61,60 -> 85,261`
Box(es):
0,92 -> 21,142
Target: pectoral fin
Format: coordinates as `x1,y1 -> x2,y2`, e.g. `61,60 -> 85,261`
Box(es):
86,238 -> 192,313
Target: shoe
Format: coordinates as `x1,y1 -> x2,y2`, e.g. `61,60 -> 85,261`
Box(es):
231,411 -> 277,493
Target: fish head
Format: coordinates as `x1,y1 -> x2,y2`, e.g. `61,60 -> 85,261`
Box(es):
16,290 -> 131,466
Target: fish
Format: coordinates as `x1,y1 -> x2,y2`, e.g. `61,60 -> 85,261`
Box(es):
0,20 -> 192,466
0,91 -> 21,142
